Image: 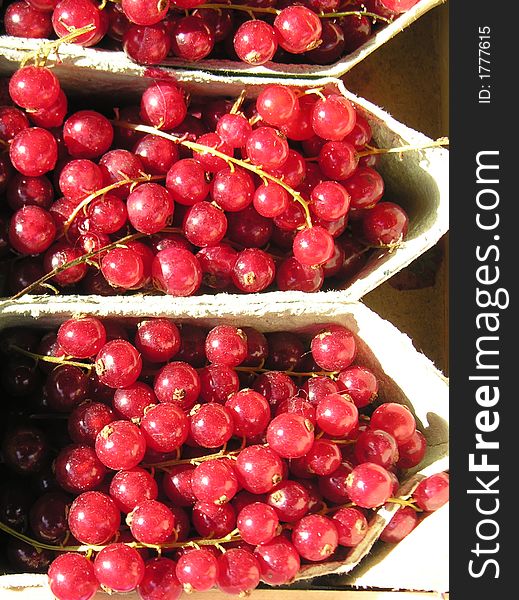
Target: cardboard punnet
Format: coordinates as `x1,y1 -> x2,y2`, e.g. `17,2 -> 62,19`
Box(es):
0,65 -> 449,302
0,0 -> 444,78
0,295 -> 449,596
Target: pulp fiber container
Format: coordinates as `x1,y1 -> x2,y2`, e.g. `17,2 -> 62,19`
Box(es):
0,65 -> 449,303
0,295 -> 449,597
0,0 -> 445,78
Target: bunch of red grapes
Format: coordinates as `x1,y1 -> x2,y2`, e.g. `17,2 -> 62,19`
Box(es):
1,64 -> 410,297
2,0 -> 421,67
0,317 -> 449,599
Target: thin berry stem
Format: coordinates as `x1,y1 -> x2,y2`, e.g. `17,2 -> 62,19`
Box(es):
0,520 -> 241,554
112,120 -> 314,228
20,24 -> 97,68
193,4 -> 392,24
10,345 -> 94,372
63,173 -> 165,238
4,231 -> 146,302
357,137 -> 450,158
234,366 -> 338,379
143,448 -> 242,470
386,497 -> 423,512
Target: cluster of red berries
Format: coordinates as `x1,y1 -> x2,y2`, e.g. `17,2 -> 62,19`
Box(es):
1,66 -> 410,298
0,317 -> 449,599
2,0 -> 421,67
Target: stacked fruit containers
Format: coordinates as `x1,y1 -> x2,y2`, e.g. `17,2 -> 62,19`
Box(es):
0,0 -> 449,597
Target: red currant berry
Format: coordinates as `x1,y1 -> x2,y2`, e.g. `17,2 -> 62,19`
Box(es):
311,325 -> 357,371
95,420 -> 146,470
109,467 -> 158,513
237,502 -> 279,545
191,459 -> 239,505
57,317 -> 106,359
10,128 -> 58,177
68,491 -> 120,545
380,506 -> 418,543
235,445 -> 284,494
63,110 -> 113,159
55,444 -> 106,493
141,403 -> 189,452
274,6 -> 322,54
152,247 -> 202,296
190,403 -> 234,448
48,553 -> 99,600
266,413 -> 314,459
9,66 -> 60,111
413,472 -> 449,511
234,20 -> 278,65
226,389 -> 270,438
95,340 -> 142,389
256,85 -> 299,127
139,557 -> 182,600
396,430 -> 427,469
141,81 -> 187,130
316,393 -> 359,437
370,402 -> 416,444
332,507 -> 368,547
254,535 -> 300,585
128,499 -> 175,544
346,462 -> 393,508
154,361 -> 200,410
217,548 -> 260,595
312,95 -> 356,141
292,514 -> 338,561
94,543 -> 145,592
176,548 -> 219,592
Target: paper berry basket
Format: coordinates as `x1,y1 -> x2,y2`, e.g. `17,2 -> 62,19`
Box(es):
0,0 -> 444,79
0,62 -> 448,302
0,295 -> 449,596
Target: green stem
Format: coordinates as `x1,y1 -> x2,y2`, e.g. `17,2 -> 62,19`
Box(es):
387,497 -> 423,512
10,345 -> 94,372
112,121 -> 314,228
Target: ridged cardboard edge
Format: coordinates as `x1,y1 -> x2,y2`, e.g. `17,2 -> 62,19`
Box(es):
0,297 -> 449,595
0,0 -> 444,78
0,73 -> 449,304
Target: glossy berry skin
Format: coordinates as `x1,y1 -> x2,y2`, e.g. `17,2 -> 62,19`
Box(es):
101,247 -> 144,290
95,420 -> 146,470
48,553 -> 99,600
141,81 -> 187,130
44,365 -> 89,412
10,128 -> 58,177
211,167 -> 255,213
57,317 -> 106,359
217,548 -> 260,595
380,506 -> 418,543
342,166 -> 385,209
152,247 -> 202,297
246,126 -> 289,171
127,183 -> 174,234
63,110 -> 114,159
362,201 -> 409,246
58,159 -> 103,202
311,181 -> 351,221
266,413 -> 314,459
128,499 -> 175,544
54,444 -> 106,493
332,507 -> 368,547
318,140 -> 358,181
276,257 -> 324,292
163,465 -> 196,507
337,366 -> 378,408
254,536 -> 300,585
109,467 -> 158,513
29,492 -> 70,544
266,480 -> 309,523
166,159 -> 209,205
198,364 -> 240,404
140,403 -> 189,452
413,472 -> 449,511
171,16 -> 215,61
274,6 -> 322,54
304,439 -> 342,476
94,543 -> 145,592
293,225 -> 335,266
176,548 -> 219,592
113,382 -> 156,420
6,173 -> 53,211
9,66 -> 59,111
192,501 -> 236,538
134,319 -> 180,364
5,2 -> 53,38
153,361 -> 200,410
311,326 -> 357,371
95,340 -> 142,389
354,429 -> 399,469
318,461 -> 353,504
346,462 -> 393,509
191,459 -> 239,505
253,183 -> 289,218
370,402 -> 416,444
396,430 -> 427,469
52,0 -> 109,46
253,373 -> 296,411
234,20 -> 278,65
235,445 -> 284,494
68,491 -> 120,545
121,0 -> 169,26
216,113 -> 251,149
312,95 -> 357,141
292,514 -> 338,562
133,135 -> 178,175
190,403 -> 234,448
256,85 -> 299,127
225,389 -> 270,438
183,201 -> 227,247
139,557 -> 182,600
8,206 -> 56,255
232,248 -> 276,293
237,502 -> 279,545
316,393 -> 359,437
206,326 -> 248,367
